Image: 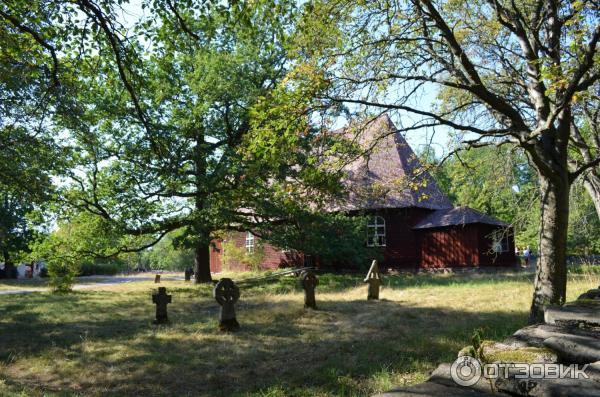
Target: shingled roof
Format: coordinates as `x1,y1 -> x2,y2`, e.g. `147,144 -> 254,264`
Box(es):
335,114 -> 453,211
412,206 -> 507,229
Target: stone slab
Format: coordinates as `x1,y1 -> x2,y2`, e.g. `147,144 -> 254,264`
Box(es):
372,380 -> 497,397
428,363 -> 495,394
543,335 -> 600,364
544,304 -> 600,328
507,324 -> 599,349
495,375 -> 600,396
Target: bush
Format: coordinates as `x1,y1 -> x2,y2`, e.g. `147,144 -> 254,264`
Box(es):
79,261 -> 121,276
567,263 -> 600,275
48,261 -> 77,293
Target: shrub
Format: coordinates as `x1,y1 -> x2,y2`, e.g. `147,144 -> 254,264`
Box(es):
567,263 -> 600,275
79,261 -> 121,276
222,237 -> 266,271
48,261 -> 78,293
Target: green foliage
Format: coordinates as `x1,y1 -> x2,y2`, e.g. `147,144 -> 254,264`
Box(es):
30,212 -> 144,290
467,328 -> 486,363
221,235 -> 266,271
47,261 -> 77,293
263,212 -> 383,270
0,127 -> 59,270
568,182 -> 600,254
143,231 -> 195,271
427,147 -> 539,250
79,260 -> 122,276
567,263 -> 600,275
426,146 -> 600,255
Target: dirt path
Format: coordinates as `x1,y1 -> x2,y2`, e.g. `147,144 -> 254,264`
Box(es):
0,274 -> 185,295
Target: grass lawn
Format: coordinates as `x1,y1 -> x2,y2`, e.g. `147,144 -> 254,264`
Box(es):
0,271 -> 597,397
0,278 -> 48,292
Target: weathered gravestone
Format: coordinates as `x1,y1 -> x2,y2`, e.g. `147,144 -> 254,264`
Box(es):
152,287 -> 172,324
578,285 -> 600,300
213,278 -> 240,331
154,274 -> 161,283
301,271 -> 318,309
184,267 -> 193,282
364,259 -> 382,300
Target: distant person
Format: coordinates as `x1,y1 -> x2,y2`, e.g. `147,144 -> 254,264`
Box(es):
523,246 -> 531,266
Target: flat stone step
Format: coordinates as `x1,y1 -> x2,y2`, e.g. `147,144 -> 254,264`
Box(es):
372,380 -> 496,397
544,303 -> 600,328
428,363 -> 495,394
543,335 -> 600,364
496,375 -> 600,396
507,324 -> 600,349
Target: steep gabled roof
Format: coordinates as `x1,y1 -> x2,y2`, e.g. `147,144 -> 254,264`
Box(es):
412,206 -> 507,229
335,114 -> 453,211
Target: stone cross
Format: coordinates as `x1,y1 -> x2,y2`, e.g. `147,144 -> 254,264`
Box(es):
152,287 -> 172,324
184,267 -> 193,282
301,271 -> 319,309
213,278 -> 240,331
154,274 -> 161,283
364,260 -> 382,300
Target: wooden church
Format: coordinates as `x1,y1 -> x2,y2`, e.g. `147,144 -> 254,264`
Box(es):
210,115 -> 516,272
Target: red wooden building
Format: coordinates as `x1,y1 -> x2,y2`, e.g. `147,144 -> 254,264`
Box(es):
210,115 -> 516,272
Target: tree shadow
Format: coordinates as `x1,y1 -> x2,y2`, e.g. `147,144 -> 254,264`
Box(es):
0,291 -> 527,397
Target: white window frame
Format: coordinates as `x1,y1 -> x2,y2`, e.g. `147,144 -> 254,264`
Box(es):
245,232 -> 255,253
367,215 -> 386,247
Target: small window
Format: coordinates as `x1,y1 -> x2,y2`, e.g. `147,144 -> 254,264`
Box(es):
245,232 -> 255,253
491,231 -> 509,253
367,215 -> 386,247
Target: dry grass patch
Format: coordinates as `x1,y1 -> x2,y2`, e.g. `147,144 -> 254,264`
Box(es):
0,271 -> 597,397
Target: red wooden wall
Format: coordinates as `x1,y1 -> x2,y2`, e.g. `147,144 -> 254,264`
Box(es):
416,224 -> 517,269
378,208 -> 433,269
210,240 -> 223,273
209,232 -> 303,273
416,225 -> 479,268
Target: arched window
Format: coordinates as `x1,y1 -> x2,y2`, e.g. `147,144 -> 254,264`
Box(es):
245,232 -> 255,253
367,216 -> 386,247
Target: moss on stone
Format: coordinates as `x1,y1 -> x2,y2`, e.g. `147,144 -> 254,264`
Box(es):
458,340 -> 556,364
486,347 -> 555,364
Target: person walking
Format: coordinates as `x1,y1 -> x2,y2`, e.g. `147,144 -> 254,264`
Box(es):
523,246 -> 531,267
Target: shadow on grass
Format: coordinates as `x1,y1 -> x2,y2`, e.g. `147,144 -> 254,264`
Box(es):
234,271 -> 536,296
0,289 -> 527,397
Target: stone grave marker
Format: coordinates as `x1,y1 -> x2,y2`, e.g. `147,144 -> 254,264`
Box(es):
213,278 -> 240,331
301,271 -> 318,309
364,259 -> 382,300
184,267 -> 193,282
152,287 -> 172,324
154,274 -> 161,283
578,285 -> 600,300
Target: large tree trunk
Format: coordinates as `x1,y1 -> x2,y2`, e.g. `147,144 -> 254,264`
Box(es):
194,238 -> 212,283
529,174 -> 569,323
583,169 -> 600,221
193,126 -> 212,284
